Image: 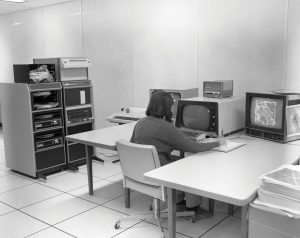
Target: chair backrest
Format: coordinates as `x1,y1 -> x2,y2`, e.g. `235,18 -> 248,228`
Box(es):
116,140 -> 161,187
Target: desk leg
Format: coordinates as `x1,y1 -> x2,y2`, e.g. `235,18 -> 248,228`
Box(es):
86,145 -> 93,195
167,188 -> 176,238
241,205 -> 249,238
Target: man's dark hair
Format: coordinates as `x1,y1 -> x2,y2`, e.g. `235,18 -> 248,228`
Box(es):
146,91 -> 173,122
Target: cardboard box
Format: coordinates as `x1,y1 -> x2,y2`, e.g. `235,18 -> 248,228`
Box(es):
248,204 -> 300,238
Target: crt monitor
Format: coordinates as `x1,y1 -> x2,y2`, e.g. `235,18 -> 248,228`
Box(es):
245,92 -> 300,143
249,96 -> 283,129
180,104 -> 211,131
176,97 -> 245,137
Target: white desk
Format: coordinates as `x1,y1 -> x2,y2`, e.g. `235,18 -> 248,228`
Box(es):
67,124 -> 300,238
144,136 -> 300,238
66,122 -> 136,195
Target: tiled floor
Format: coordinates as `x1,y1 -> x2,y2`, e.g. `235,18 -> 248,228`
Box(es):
0,128 -> 242,238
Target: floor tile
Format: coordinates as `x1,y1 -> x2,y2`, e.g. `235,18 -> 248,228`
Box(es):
21,193 -> 97,225
12,172 -> 41,182
105,173 -> 123,184
233,207 -> 241,218
79,162 -> 122,179
46,170 -> 70,179
0,210 -> 48,238
114,221 -> 190,238
27,227 -> 74,238
0,169 -> 9,177
0,201 -> 15,215
0,173 -> 34,193
55,206 -> 139,238
68,179 -> 124,205
38,171 -> 101,192
0,183 -> 62,209
149,211 -> 228,237
104,191 -> 154,216
201,216 -> 241,238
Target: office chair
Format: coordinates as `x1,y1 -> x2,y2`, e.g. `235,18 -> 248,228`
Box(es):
115,140 -> 196,236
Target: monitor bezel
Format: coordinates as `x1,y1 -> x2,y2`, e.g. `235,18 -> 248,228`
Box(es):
175,100 -> 218,133
245,92 -> 287,134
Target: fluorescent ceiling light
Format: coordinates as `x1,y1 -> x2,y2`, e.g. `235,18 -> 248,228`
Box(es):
3,0 -> 27,3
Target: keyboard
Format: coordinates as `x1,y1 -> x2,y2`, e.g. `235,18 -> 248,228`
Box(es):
113,116 -> 140,121
213,140 -> 246,153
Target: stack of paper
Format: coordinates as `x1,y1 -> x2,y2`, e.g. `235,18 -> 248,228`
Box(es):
253,165 -> 300,216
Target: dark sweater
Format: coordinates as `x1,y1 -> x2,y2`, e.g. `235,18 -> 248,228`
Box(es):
130,116 -> 220,166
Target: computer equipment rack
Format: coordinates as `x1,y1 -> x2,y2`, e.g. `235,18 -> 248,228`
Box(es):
33,58 -> 103,169
0,82 -> 66,179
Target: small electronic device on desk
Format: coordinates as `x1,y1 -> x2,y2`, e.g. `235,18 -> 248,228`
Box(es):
107,107 -> 146,125
203,80 -> 233,98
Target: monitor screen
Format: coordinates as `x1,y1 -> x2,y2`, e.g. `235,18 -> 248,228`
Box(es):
250,97 -> 283,129
287,105 -> 300,136
182,105 -> 210,130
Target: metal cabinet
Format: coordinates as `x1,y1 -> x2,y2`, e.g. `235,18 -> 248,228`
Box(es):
62,80 -> 95,166
0,82 -> 66,178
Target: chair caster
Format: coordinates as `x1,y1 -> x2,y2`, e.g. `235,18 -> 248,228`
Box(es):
114,221 -> 120,229
191,215 -> 196,223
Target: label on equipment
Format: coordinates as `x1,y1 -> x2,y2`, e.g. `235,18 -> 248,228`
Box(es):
80,90 -> 86,104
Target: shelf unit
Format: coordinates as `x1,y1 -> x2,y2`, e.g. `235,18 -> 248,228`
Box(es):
0,82 -> 66,178
62,80 -> 95,167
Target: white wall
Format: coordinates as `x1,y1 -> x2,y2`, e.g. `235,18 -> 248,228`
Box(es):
0,15 -> 14,83
285,0 -> 300,91
0,15 -> 14,124
197,0 -> 287,96
0,0 -> 296,128
82,0 -> 133,128
12,9 -> 45,64
132,0 -> 198,106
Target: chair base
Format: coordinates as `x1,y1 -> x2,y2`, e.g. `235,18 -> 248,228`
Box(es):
114,210 -> 196,236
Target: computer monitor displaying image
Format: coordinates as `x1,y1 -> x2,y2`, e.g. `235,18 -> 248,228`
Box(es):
246,92 -> 300,143
250,97 -> 283,129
